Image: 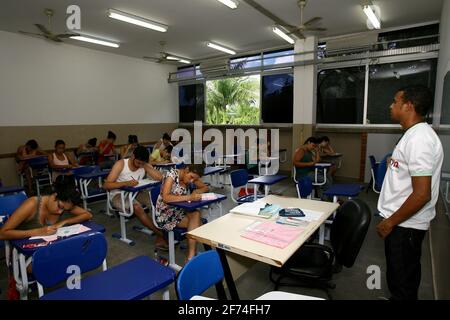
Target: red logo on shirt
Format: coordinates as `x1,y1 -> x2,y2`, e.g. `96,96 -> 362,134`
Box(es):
390,158 -> 399,169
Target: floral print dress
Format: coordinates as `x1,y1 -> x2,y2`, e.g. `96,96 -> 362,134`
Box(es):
155,168 -> 188,231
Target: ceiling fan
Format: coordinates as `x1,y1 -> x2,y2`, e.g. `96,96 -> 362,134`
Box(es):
285,0 -> 327,39
18,8 -> 79,43
143,41 -> 191,64
242,0 -> 326,40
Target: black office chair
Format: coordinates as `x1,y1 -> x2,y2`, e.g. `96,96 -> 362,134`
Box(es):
269,199 -> 372,299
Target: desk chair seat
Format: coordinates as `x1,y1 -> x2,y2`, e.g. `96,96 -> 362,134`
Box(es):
270,199 -> 371,299
178,251 -> 324,300
230,169 -> 264,204
150,185 -> 208,272
32,233 -> 175,300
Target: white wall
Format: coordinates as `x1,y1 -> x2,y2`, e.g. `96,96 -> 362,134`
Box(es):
0,30 -> 178,126
365,133 -> 401,182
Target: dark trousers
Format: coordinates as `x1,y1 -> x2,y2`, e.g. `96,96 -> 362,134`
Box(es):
385,226 -> 426,300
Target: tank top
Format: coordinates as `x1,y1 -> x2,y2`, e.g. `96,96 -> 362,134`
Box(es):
110,159 -> 146,197
52,153 -> 69,181
295,149 -> 315,178
17,195 -> 50,230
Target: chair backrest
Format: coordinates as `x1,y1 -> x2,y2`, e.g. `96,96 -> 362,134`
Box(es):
0,191 -> 28,218
296,176 -> 313,199
375,153 -> 392,190
330,199 -> 371,268
230,169 -> 248,189
32,232 -> 107,288
72,166 -> 96,176
176,250 -> 224,300
368,155 -> 378,171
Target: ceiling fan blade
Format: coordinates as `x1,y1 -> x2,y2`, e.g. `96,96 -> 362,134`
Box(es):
305,27 -> 327,32
18,30 -> 44,37
35,23 -> 52,35
303,17 -> 322,26
143,56 -> 163,62
55,33 -> 80,38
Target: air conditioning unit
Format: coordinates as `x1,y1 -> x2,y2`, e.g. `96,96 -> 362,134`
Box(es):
199,58 -> 229,78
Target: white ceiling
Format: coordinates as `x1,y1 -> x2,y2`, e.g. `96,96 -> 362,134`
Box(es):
0,0 -> 443,63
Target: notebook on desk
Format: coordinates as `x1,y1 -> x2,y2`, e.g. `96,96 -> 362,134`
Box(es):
201,193 -> 218,201
230,201 -> 281,219
136,179 -> 158,187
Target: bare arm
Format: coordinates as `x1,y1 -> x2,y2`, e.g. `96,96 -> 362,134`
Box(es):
191,178 -> 209,194
154,140 -> 163,150
103,160 -> 137,190
377,176 -> 431,238
161,177 -> 198,203
293,148 -> 315,168
0,198 -> 56,240
68,153 -> 79,167
144,163 -> 163,181
53,206 -> 93,229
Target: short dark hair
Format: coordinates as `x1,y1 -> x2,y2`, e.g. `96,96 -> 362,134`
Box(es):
304,137 -> 318,145
87,138 -> 97,147
107,131 -> 117,140
53,175 -> 82,206
397,86 -> 433,117
165,145 -> 173,154
128,135 -> 138,144
55,139 -> 65,148
318,136 -> 330,143
162,133 -> 171,141
133,145 -> 149,162
25,140 -> 38,150
186,164 -> 204,177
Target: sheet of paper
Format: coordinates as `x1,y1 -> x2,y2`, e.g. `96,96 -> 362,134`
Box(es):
241,221 -> 303,249
137,179 -> 158,187
29,224 -> 91,240
229,201 -> 267,216
201,193 -> 218,201
287,209 -> 323,222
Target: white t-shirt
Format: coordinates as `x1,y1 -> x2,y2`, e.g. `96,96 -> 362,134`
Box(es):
377,123 -> 444,230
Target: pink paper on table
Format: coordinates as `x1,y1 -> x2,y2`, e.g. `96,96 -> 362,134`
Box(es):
241,221 -> 303,249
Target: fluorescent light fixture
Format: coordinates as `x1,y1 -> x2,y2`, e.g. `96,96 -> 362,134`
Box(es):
166,55 -> 191,64
179,59 -> 191,64
107,8 -> 168,32
206,42 -> 236,55
166,56 -> 179,60
363,5 -> 380,29
70,35 -> 120,48
272,26 -> 295,44
216,0 -> 239,9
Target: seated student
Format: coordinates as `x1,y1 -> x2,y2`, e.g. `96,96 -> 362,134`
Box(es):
103,146 -> 167,249
16,140 -> 47,194
48,140 -> 79,182
155,164 -> 207,261
0,175 -> 93,241
150,145 -> 173,164
98,131 -> 117,169
317,136 -> 339,176
120,135 -> 139,159
293,137 -> 332,195
154,133 -> 173,152
77,138 -> 98,165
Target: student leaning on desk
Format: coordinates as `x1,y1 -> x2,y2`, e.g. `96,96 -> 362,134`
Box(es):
103,146 -> 168,250
0,175 -> 92,241
155,164 -> 207,262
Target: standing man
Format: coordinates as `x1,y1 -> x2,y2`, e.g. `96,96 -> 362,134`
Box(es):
377,86 -> 443,300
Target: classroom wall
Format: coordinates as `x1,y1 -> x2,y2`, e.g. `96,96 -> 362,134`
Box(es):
0,30 -> 178,126
0,30 -> 180,185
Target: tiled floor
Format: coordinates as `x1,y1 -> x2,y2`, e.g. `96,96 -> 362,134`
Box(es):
0,176 -> 434,300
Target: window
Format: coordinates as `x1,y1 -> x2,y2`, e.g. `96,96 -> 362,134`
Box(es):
261,73 -> 293,123
441,71 -> 450,125
230,54 -> 261,70
377,24 -> 439,50
317,67 -> 366,124
179,84 -> 204,123
206,75 -> 260,125
263,49 -> 294,66
177,65 -> 202,79
367,59 -> 437,124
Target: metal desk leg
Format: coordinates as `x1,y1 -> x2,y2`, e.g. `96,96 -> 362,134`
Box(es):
217,248 -> 240,300
253,184 -> 258,201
